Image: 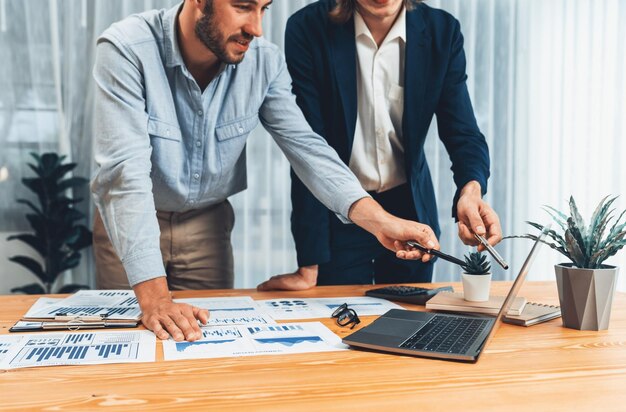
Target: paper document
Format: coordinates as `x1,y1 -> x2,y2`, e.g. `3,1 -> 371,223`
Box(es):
174,297 -> 276,325
0,335 -> 24,362
163,322 -> 347,361
25,290 -> 141,320
23,297 -> 63,318
257,296 -> 403,320
0,331 -> 156,369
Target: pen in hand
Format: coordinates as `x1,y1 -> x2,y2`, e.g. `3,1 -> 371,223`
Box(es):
405,241 -> 466,267
474,233 -> 509,269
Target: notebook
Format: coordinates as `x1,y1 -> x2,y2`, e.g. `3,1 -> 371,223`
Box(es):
425,291 -> 527,316
502,302 -> 561,326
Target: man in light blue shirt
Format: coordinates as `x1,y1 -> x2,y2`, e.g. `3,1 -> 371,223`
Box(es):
92,0 -> 440,342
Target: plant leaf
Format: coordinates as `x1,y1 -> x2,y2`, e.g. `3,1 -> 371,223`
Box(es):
11,283 -> 46,295
8,256 -> 47,283
57,177 -> 89,192
16,199 -> 43,216
6,234 -> 45,255
542,206 -> 568,231
565,229 -> 586,267
568,196 -> 587,239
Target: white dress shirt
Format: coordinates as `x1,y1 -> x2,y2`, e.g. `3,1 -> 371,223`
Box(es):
349,7 -> 407,193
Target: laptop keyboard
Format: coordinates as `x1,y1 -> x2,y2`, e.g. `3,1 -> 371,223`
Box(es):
399,315 -> 490,354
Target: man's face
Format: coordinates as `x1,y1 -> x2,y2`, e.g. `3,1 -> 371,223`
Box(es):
195,0 -> 271,64
355,0 -> 404,20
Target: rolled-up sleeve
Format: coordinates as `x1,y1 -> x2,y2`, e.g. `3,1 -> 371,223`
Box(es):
91,38 -> 165,287
259,55 -> 369,222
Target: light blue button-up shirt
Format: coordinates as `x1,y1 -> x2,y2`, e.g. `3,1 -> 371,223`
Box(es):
91,4 -> 369,286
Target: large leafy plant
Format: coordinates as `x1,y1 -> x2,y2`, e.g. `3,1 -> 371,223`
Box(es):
508,196 -> 626,269
462,252 -> 491,275
7,152 -> 92,294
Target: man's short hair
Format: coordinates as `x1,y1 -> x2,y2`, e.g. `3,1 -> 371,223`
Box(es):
329,0 -> 420,25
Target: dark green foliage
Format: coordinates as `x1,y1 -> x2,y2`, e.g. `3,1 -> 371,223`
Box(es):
506,196 -> 626,269
7,152 -> 92,294
462,252 -> 491,275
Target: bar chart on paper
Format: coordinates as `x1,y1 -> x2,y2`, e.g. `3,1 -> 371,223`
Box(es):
0,331 -> 156,369
162,322 -> 347,361
174,297 -> 276,326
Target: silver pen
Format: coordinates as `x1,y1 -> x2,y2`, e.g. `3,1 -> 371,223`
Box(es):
474,233 -> 509,269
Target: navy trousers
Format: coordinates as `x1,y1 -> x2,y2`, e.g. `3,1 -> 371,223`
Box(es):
317,183 -> 434,286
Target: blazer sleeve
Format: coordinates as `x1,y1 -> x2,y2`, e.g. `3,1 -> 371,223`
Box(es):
284,15 -> 332,267
435,19 -> 491,219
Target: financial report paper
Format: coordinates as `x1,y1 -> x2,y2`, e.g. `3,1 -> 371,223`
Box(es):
174,296 -> 276,326
25,290 -> 141,320
0,331 -> 155,369
257,296 -> 403,320
162,322 -> 347,361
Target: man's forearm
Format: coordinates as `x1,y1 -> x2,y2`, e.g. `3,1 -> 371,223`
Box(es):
348,197 -> 393,235
133,277 -> 171,310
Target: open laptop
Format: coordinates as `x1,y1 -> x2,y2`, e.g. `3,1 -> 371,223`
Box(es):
343,228 -> 548,362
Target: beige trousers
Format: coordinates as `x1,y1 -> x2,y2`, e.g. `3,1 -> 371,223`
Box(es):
94,201 -> 235,290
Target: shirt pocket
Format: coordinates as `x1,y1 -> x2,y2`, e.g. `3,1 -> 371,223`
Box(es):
147,117 -> 182,142
215,114 -> 259,168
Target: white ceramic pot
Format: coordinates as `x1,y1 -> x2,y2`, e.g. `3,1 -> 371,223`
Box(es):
462,272 -> 492,302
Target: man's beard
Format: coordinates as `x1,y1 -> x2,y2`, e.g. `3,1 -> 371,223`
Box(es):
195,1 -> 252,65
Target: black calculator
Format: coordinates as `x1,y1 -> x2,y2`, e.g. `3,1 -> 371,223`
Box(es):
365,285 -> 454,305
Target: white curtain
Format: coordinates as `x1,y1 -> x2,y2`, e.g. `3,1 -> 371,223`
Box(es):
1,0 -> 624,292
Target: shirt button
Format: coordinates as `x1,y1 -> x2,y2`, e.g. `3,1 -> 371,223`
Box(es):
238,127 -> 244,134
193,173 -> 200,180
195,140 -> 201,147
189,200 -> 196,205
197,110 -> 203,116
165,129 -> 170,136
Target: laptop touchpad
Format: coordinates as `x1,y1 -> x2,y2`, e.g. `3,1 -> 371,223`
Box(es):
367,318 -> 425,337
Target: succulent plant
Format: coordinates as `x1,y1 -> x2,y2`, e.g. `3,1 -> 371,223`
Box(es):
462,252 -> 491,275
506,196 -> 626,269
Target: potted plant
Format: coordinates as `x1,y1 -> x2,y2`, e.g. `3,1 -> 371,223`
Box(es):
461,252 -> 492,302
508,196 -> 625,330
7,152 -> 92,294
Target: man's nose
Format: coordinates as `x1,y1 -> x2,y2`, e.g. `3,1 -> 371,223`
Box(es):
244,12 -> 263,38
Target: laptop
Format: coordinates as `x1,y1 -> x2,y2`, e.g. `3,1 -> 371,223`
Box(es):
343,228 -> 548,362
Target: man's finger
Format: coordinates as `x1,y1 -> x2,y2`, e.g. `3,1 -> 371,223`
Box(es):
457,221 -> 478,245
464,208 -> 486,236
163,317 -> 185,342
181,306 -> 204,337
172,312 -> 200,341
150,320 -> 170,340
193,307 -> 210,325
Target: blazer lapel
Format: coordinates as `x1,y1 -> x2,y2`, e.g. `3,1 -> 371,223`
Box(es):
329,18 -> 358,157
404,5 -> 431,167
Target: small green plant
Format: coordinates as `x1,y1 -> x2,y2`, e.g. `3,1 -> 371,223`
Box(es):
506,196 -> 626,269
7,152 -> 92,294
462,252 -> 491,275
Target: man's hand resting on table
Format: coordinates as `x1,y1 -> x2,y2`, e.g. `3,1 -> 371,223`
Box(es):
257,265 -> 318,291
134,277 -> 209,342
256,197 -> 440,291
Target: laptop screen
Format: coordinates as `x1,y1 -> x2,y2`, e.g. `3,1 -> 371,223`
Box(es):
477,226 -> 549,358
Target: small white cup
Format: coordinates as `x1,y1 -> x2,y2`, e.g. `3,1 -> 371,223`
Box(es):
462,272 -> 492,302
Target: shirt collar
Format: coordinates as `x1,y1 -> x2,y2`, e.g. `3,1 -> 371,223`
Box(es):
163,2 -> 185,68
354,6 -> 406,45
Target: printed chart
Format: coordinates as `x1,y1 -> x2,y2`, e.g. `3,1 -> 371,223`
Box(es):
163,322 -> 347,360
0,336 -> 23,363
25,290 -> 141,320
258,297 -> 403,320
174,297 -> 276,326
0,331 -> 155,369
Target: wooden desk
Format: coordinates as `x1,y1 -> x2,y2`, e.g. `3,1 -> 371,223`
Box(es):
0,282 -> 624,411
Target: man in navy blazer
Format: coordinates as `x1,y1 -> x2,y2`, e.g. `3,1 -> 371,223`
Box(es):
257,0 -> 502,291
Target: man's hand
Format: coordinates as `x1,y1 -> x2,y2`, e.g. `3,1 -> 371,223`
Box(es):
256,265 -> 318,291
348,197 -> 440,261
456,181 -> 502,250
134,277 -> 209,342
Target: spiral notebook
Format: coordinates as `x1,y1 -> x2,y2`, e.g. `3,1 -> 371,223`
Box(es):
502,302 -> 561,326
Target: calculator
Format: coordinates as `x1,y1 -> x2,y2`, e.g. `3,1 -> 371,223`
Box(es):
365,285 -> 454,305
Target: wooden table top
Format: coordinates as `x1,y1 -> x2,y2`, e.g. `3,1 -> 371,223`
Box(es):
0,282 -> 624,411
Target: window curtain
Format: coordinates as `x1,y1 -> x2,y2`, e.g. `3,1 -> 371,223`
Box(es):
0,0 -> 624,293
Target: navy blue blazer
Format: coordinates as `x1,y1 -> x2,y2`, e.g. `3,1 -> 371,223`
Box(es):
286,0 -> 490,267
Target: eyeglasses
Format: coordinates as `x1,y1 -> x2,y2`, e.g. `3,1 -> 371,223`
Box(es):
331,303 -> 361,329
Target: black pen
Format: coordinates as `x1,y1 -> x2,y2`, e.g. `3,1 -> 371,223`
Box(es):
405,241 -> 466,267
